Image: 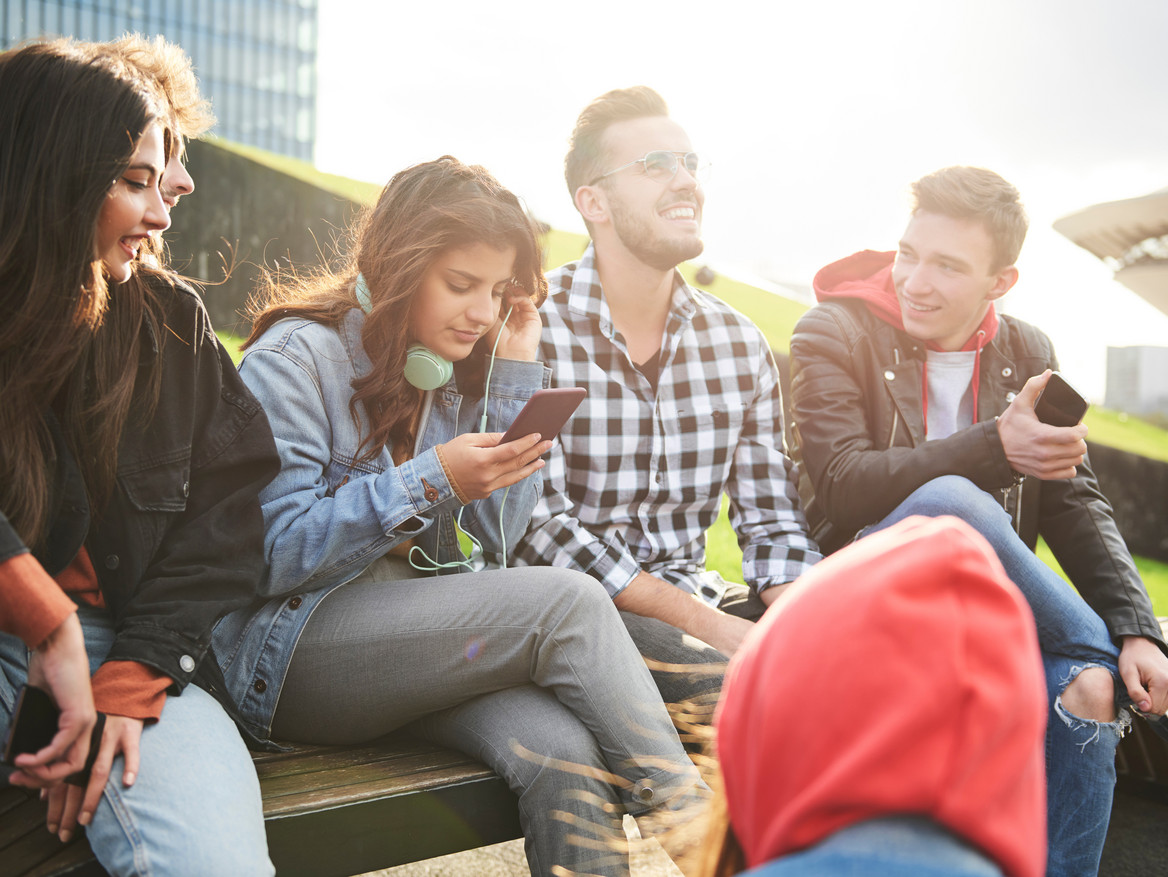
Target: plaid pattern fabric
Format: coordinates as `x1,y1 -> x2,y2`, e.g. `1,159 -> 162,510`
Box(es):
515,245 -> 822,602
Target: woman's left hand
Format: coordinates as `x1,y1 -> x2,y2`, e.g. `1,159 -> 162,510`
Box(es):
487,284 -> 542,362
44,714 -> 144,843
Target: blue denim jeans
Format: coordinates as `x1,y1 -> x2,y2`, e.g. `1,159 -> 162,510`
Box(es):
0,605 -> 272,877
743,816 -> 1004,876
864,476 -> 1127,877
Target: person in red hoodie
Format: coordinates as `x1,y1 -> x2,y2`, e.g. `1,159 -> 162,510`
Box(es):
709,515 -> 1047,877
787,165 -> 1168,876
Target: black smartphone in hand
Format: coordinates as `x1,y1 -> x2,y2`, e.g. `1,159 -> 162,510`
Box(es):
500,387 -> 587,444
1033,372 -> 1089,427
2,685 -> 59,764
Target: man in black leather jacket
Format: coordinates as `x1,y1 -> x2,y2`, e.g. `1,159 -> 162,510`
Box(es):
788,166 -> 1167,877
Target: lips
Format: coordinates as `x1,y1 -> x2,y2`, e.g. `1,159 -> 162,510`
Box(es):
119,235 -> 149,260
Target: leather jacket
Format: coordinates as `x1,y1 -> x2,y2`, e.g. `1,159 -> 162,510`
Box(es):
3,274 -> 280,722
788,298 -> 1164,647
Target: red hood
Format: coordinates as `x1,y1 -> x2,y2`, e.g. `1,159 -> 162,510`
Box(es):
813,250 -> 998,352
716,516 -> 1047,877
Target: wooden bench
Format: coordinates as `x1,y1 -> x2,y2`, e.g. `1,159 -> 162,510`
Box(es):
1,733 -> 521,877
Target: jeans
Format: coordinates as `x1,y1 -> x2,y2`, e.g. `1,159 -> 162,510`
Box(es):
865,476 -> 1127,877
743,816 -> 1004,876
0,605 -> 272,877
269,556 -> 701,877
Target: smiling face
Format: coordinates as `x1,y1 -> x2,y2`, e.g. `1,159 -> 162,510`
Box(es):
892,211 -> 1018,351
409,241 -> 517,362
592,116 -> 704,271
94,123 -> 170,283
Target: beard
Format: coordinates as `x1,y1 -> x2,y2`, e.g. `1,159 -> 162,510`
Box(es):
608,194 -> 704,272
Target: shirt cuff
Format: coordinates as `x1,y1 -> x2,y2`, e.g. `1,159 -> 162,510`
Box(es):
0,552 -> 78,648
91,661 -> 170,723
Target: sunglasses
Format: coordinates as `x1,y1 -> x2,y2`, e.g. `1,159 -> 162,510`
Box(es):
588,150 -> 711,186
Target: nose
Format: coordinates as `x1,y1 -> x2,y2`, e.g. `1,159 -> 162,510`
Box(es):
901,263 -> 930,295
146,184 -> 172,234
162,156 -> 195,209
467,289 -> 496,327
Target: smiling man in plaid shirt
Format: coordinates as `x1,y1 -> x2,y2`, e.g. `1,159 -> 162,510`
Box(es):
516,87 -> 822,698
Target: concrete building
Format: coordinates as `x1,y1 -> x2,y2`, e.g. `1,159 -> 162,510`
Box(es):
1,0 -> 318,161
1106,346 -> 1168,421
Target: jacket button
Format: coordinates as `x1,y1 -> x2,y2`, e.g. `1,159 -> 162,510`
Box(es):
104,554 -> 120,570
1001,367 -> 1013,377
254,679 -> 267,693
182,481 -> 190,497
634,780 -> 655,803
179,655 -> 196,673
289,596 -> 303,609
883,370 -> 895,381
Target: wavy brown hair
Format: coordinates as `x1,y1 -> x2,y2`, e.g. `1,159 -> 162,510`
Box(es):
0,40 -> 167,548
246,155 -> 548,460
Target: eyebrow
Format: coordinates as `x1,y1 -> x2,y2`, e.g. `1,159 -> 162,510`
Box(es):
897,241 -> 972,271
447,267 -> 511,287
126,162 -> 162,178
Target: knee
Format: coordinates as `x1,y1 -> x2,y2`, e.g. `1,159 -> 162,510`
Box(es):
1060,666 -> 1118,723
910,476 -> 991,515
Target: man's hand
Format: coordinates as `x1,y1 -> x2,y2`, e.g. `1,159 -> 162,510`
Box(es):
45,714 -> 143,843
8,613 -> 95,789
1118,635 -> 1168,717
997,370 -> 1087,480
615,572 -> 754,657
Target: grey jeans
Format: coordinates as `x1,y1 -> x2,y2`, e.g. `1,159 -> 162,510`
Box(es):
271,556 -> 700,877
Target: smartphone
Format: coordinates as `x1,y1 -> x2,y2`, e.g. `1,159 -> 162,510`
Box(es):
2,684 -> 59,764
500,387 -> 587,444
1033,371 -> 1089,427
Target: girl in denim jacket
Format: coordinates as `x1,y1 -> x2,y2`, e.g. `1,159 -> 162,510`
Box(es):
215,156 -> 702,876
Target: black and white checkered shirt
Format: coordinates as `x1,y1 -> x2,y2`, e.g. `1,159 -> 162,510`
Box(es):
516,244 -> 822,602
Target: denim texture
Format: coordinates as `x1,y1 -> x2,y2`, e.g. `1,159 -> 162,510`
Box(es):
743,816 -> 1004,876
866,476 -> 1126,877
1,605 -> 271,876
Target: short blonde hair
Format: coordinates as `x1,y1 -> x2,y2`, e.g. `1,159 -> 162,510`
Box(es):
912,166 -> 1028,270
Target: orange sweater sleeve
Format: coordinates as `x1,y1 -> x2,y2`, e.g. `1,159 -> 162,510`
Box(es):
91,661 -> 170,723
0,552 -> 77,648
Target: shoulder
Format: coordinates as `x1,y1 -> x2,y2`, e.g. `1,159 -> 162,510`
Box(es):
688,287 -> 770,347
998,313 -> 1055,356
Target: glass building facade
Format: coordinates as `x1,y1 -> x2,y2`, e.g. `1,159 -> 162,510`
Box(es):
1,0 -> 318,160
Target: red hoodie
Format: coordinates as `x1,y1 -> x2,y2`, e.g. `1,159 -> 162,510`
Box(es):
813,251 -> 999,428
716,516 -> 1047,877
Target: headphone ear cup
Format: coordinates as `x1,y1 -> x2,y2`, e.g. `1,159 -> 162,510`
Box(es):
404,345 -> 453,390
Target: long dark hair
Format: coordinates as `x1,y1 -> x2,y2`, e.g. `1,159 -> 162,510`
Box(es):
0,41 -> 165,547
247,155 -> 548,459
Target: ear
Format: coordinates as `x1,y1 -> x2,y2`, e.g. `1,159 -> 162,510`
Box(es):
987,265 -> 1019,302
573,184 -> 609,227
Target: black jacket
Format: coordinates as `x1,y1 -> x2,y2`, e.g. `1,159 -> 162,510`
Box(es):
788,298 -> 1164,649
1,274 -> 279,720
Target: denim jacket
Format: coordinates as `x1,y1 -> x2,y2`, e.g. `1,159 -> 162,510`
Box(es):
213,308 -> 551,741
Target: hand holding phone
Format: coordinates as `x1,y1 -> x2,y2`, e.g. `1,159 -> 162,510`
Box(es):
1033,371 -> 1089,427
500,387 -> 587,444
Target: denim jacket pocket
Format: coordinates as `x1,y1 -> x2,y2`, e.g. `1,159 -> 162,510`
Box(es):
120,453 -> 192,514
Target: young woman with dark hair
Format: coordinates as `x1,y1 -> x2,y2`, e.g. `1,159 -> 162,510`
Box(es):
0,41 -> 277,874
215,155 -> 703,877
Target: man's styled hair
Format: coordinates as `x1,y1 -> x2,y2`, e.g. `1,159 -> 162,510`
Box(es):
564,85 -> 669,199
911,166 -> 1029,271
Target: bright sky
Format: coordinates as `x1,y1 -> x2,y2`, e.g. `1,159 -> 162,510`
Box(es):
314,0 -> 1168,401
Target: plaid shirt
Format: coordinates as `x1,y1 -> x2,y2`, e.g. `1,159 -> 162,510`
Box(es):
516,244 -> 822,602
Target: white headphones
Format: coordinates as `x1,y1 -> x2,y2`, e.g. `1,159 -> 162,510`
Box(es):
355,273 -> 453,390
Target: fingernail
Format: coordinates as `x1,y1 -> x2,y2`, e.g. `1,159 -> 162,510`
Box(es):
59,829 -> 72,843
79,811 -> 91,826
47,822 -> 58,834
124,771 -> 136,786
